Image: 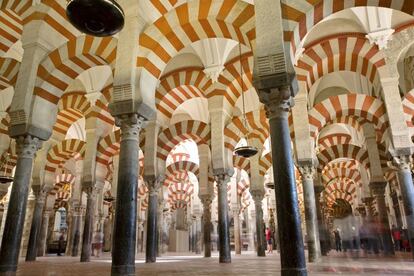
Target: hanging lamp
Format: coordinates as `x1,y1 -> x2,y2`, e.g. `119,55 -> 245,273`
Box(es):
234,43 -> 258,158
66,0 -> 125,37
0,142 -> 13,184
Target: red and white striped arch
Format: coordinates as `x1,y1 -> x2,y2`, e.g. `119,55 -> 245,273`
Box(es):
157,120 -> 210,160
295,35 -> 385,92
322,166 -> 362,187
318,133 -> 352,152
0,143 -> 16,176
0,57 -> 19,90
309,94 -> 389,142
45,139 -> 86,173
237,178 -> 249,195
233,155 -> 250,175
224,109 -> 268,151
168,182 -> 194,208
166,160 -> 200,178
137,0 -> 255,80
402,89 -> 414,130
281,0 -> 414,57
325,178 -> 357,207
259,152 -> 272,177
34,36 -> 117,106
317,143 -> 369,173
0,115 -> 10,135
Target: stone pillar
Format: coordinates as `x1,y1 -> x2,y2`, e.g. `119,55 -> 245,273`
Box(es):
393,155 -> 414,259
215,173 -> 231,263
251,190 -> 265,257
233,207 -> 241,255
37,209 -> 51,257
314,185 -> 328,256
298,165 -> 321,262
80,187 -> 98,262
258,89 -> 307,275
111,114 -> 144,276
0,136 -> 41,274
370,182 -> 394,255
145,177 -> 161,263
200,195 -> 213,257
25,189 -> 47,261
157,195 -> 163,257
194,215 -> 202,254
70,205 -> 84,257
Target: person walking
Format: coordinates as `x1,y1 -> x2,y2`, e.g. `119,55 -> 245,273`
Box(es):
334,229 -> 342,252
266,227 -> 273,254
57,231 -> 65,256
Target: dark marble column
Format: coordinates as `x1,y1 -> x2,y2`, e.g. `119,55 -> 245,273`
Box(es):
111,114 -> 144,276
314,185 -> 328,256
370,182 -> 395,255
393,155 -> 414,259
200,195 -> 213,257
26,189 -> 47,261
0,135 -> 41,274
145,177 -> 161,263
259,88 -> 307,275
251,190 -> 265,257
215,173 -> 231,263
37,209 -> 51,257
71,205 -> 84,257
299,165 -> 321,262
157,196 -> 163,257
80,187 -> 98,262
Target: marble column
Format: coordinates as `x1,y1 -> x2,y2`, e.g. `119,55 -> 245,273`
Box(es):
25,189 -> 47,261
145,177 -> 161,263
393,156 -> 414,259
233,207 -> 242,255
215,173 -> 231,263
80,187 -> 98,262
157,196 -> 163,257
0,135 -> 41,274
314,185 -> 328,256
194,215 -> 202,254
111,114 -> 144,276
251,190 -> 265,257
37,209 -> 51,257
299,165 -> 321,262
259,89 -> 307,275
370,182 -> 394,255
70,205 -> 84,257
200,195 -> 213,257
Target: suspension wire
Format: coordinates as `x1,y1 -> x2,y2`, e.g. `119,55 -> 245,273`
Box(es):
239,43 -> 248,140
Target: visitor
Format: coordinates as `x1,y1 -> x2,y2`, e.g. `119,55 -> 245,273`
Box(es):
391,225 -> 401,251
265,227 -> 273,254
93,231 -> 104,257
334,229 -> 342,252
57,231 -> 65,256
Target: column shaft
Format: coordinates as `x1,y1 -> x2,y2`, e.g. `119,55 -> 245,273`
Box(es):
25,193 -> 46,261
145,185 -> 158,263
37,211 -> 50,257
111,115 -> 143,276
252,194 -> 265,257
0,136 -> 40,274
300,167 -> 321,262
233,210 -> 241,255
216,175 -> 231,263
201,196 -> 212,257
80,189 -> 97,262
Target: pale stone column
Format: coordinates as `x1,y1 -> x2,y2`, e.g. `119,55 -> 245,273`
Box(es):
36,209 -> 51,257
314,185 -> 328,256
20,191 -> 36,258
26,188 -> 47,261
80,187 -> 98,262
393,156 -> 414,259
71,204 -> 84,257
232,207 -> 241,255
248,208 -> 256,252
215,173 -> 232,263
370,182 -> 395,255
194,215 -> 202,254
0,136 -> 42,274
251,190 -> 265,257
298,165 -> 321,262
200,194 -> 213,257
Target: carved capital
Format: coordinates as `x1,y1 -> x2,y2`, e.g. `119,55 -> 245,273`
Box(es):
15,135 -> 42,159
214,173 -> 230,189
369,182 -> 387,196
199,194 -> 213,207
298,165 -> 315,180
258,87 -> 294,119
250,189 -> 265,203
362,197 -> 374,206
115,113 -> 145,141
392,155 -> 412,171
146,175 -> 164,196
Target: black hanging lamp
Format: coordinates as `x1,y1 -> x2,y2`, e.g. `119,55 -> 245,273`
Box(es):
234,43 -> 258,158
66,0 -> 125,37
0,143 -> 13,184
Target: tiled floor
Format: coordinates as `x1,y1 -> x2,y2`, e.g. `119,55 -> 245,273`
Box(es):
16,251 -> 414,275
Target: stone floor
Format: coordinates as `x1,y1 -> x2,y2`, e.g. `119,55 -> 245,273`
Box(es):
16,251 -> 414,275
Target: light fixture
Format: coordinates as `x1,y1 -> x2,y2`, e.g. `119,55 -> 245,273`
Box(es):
104,195 -> 115,202
66,0 -> 125,37
0,142 -> 13,184
234,43 -> 258,158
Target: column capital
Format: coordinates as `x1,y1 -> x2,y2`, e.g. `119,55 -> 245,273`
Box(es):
15,135 -> 42,158
356,205 -> 366,216
214,173 -> 231,188
369,181 -> 387,196
298,164 -> 316,180
250,189 -> 265,203
257,87 -> 294,119
145,175 -> 164,196
362,196 -> 374,205
115,113 -> 145,141
199,194 -> 213,206
392,155 -> 412,171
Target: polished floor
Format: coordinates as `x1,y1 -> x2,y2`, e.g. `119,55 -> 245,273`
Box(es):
17,251 -> 414,275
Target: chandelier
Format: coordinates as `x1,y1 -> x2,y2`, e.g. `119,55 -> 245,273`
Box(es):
234,43 -> 258,158
66,0 -> 125,37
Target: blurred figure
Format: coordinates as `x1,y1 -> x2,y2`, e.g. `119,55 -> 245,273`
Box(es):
334,229 -> 342,252
266,227 -> 273,254
93,231 -> 104,257
57,231 -> 65,256
391,225 -> 401,251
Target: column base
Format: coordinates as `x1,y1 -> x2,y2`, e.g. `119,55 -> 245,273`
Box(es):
0,265 -> 17,276
145,257 -> 156,263
281,267 -> 307,276
111,265 -> 135,276
219,256 -> 231,263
